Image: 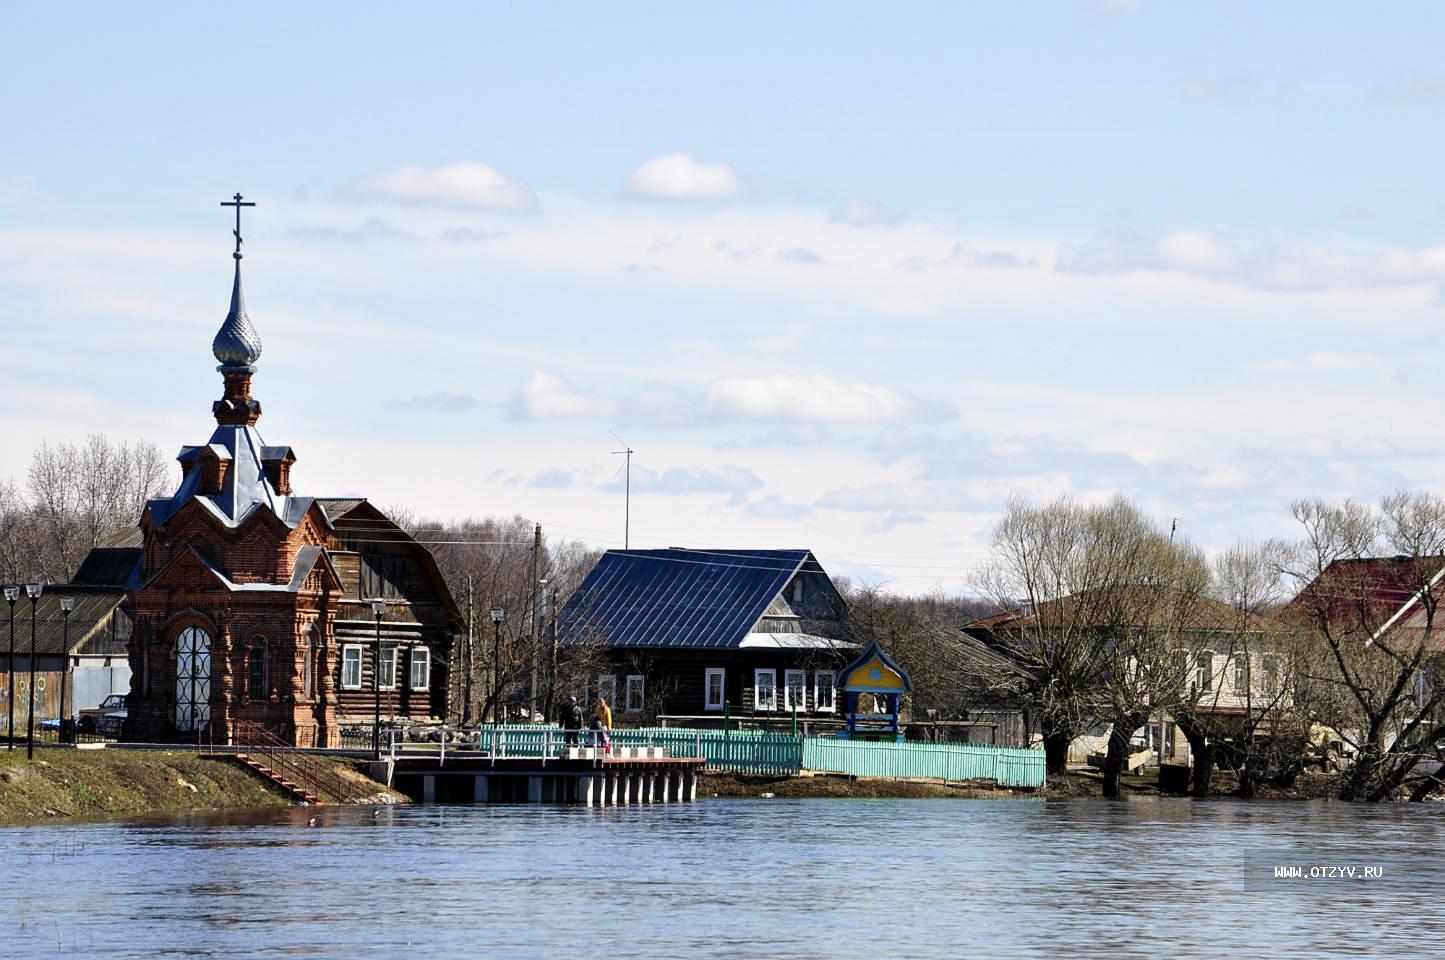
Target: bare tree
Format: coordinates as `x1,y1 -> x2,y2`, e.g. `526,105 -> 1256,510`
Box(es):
1280,493 -> 1445,801
976,495 -> 1210,793
0,434 -> 170,583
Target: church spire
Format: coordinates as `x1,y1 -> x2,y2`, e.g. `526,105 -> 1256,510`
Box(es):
212,194 -> 263,426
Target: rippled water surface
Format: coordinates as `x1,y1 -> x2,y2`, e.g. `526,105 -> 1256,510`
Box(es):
3,797 -> 1443,959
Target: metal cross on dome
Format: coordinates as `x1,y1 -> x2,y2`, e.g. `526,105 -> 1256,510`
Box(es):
220,192 -> 256,257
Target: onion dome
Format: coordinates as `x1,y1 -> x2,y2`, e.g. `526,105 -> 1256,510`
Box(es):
212,256 -> 263,369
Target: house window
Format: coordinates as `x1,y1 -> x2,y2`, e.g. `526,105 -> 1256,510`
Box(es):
792,579 -> 804,603
409,647 -> 431,692
597,674 -> 617,708
378,646 -> 397,690
625,674 -> 645,714
1233,656 -> 1250,695
1196,652 -> 1213,692
1260,653 -> 1282,695
754,669 -> 777,712
783,669 -> 806,711
245,636 -> 268,702
704,668 -> 726,711
814,671 -> 835,712
341,645 -> 363,690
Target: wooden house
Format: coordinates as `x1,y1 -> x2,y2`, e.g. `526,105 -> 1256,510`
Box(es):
556,548 -> 857,726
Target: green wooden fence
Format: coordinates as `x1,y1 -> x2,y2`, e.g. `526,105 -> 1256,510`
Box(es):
465,724 -> 1043,786
801,737 -> 1045,788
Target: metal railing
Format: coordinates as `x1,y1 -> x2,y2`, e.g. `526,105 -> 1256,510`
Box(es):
199,720 -> 358,803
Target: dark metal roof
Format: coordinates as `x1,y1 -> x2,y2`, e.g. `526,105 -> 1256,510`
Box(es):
558,548 -> 812,649
73,548 -> 143,588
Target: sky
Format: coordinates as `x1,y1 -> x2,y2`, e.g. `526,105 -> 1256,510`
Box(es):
3,2 -> 1445,593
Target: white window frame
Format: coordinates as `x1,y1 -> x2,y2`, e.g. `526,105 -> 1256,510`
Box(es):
1232,656 -> 1250,696
377,645 -> 398,690
754,668 -> 777,712
598,674 -> 617,707
783,669 -> 807,711
1195,651 -> 1213,692
704,668 -> 726,711
814,671 -> 835,713
341,644 -> 363,690
792,579 -> 804,603
625,674 -> 645,714
409,646 -> 431,692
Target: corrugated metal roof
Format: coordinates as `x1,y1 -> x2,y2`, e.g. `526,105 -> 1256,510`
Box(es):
558,548 -> 812,649
0,587 -> 129,656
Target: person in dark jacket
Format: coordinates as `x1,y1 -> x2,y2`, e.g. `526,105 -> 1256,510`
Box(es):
561,695 -> 585,746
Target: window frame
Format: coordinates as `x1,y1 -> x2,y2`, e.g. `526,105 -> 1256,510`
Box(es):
814,671 -> 835,713
783,669 -> 807,712
409,646 -> 431,692
341,644 -> 363,690
1232,655 -> 1250,696
377,645 -> 398,691
704,667 -> 726,712
245,636 -> 268,702
1195,651 -> 1213,692
754,668 -> 777,712
624,674 -> 645,714
302,630 -> 316,700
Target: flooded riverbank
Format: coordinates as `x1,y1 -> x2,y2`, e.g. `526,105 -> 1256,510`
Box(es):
2,797 -> 1442,959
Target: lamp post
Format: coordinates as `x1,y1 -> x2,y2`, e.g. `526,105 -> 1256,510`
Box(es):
4,585 -> 17,749
490,607 -> 505,724
59,596 -> 74,744
25,581 -> 42,760
371,598 -> 386,760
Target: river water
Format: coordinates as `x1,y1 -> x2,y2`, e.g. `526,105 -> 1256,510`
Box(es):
3,797 -> 1443,959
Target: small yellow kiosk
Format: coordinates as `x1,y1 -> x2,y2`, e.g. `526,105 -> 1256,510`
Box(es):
837,639 -> 911,741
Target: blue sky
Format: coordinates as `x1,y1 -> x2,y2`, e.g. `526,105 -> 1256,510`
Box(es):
4,2 -> 1445,591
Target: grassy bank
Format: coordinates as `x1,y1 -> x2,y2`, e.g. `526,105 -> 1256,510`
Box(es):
0,748 -> 400,824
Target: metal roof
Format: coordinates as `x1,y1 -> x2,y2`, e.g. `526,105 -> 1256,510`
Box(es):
72,548 -> 143,588
558,548 -> 814,649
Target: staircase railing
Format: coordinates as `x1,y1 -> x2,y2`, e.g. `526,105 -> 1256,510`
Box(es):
200,720 -> 357,803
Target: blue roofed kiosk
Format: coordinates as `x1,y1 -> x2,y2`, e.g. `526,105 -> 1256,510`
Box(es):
837,639 -> 911,742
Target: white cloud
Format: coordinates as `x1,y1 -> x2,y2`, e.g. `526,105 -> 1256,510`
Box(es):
1056,226 -> 1445,296
705,374 -> 942,424
831,199 -> 905,227
352,162 -> 537,211
506,370 -> 616,420
624,153 -> 746,200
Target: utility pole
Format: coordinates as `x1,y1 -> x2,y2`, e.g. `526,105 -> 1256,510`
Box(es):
463,575 -> 474,726
529,523 -> 541,720
611,432 -> 633,549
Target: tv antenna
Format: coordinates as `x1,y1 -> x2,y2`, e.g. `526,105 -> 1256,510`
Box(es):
610,431 -> 634,549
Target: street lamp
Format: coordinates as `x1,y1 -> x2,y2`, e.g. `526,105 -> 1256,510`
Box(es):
25,581 -> 42,760
371,598 -> 386,760
4,585 -> 17,750
59,596 -> 74,744
490,607 -> 505,724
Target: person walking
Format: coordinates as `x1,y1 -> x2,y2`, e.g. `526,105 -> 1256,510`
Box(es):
592,695 -> 612,755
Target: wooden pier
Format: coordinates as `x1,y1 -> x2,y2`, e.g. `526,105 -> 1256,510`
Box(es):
379,746 -> 706,806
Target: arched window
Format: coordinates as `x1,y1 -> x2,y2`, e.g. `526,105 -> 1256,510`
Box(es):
246,636 -> 268,702
174,626 -> 212,732
303,628 -> 316,700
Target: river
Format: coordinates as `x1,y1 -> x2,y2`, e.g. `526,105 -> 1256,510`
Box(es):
2,797 -> 1442,959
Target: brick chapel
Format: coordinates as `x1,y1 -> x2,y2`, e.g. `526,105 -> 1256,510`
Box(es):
87,203 -> 462,746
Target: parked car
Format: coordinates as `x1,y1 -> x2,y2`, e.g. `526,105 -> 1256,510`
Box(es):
79,694 -> 128,736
